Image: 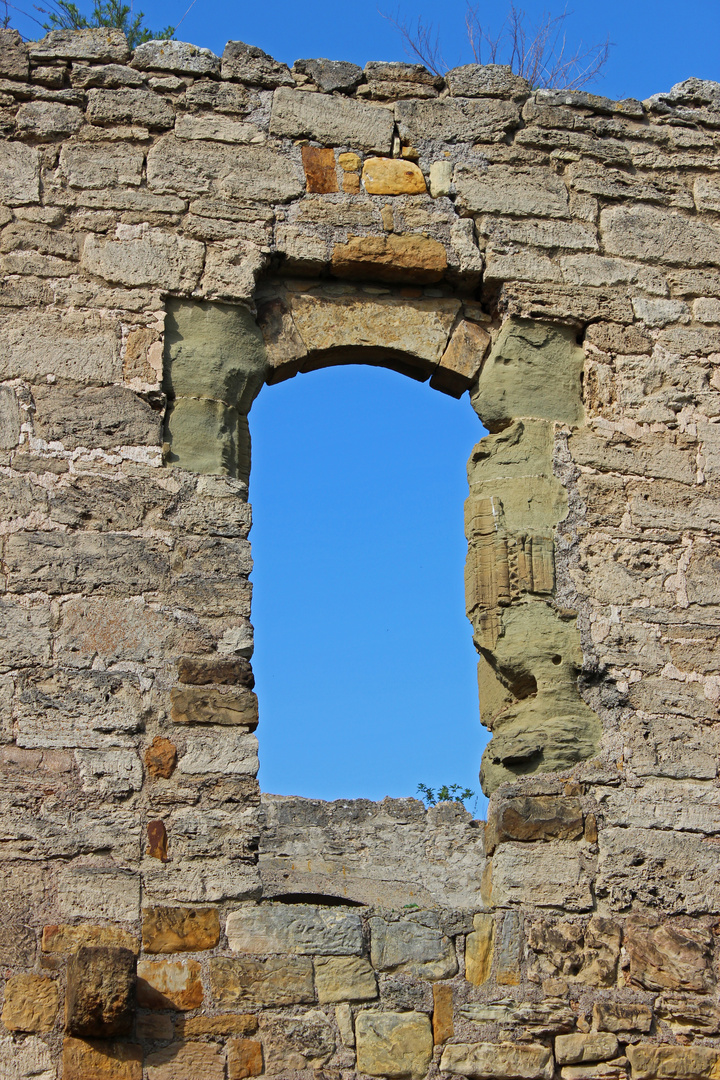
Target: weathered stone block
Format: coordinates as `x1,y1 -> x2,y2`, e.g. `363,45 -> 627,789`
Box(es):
490,841 -> 594,911
177,731 -> 259,775
42,924 -> 139,955
486,795 -> 584,852
627,1044 -> 720,1080
60,142 -> 144,189
465,913 -> 495,986
136,958 -> 203,1011
445,63 -> 530,98
58,866 -> 140,923
82,228 -> 204,291
30,27 -> 129,62
555,1034 -> 619,1066
227,902 -> 364,955
228,1038 -> 263,1079
16,101 -> 84,137
331,234 -> 447,283
176,1013 -> 258,1037
657,993 -> 720,1035
32,382 -> 161,450
0,142 -> 40,205
597,827 -> 720,913
270,86 -> 393,153
431,318 -> 490,397
164,398 -> 246,478
301,145 -> 339,193
455,164 -> 568,217
625,919 -> 713,992
132,38 -> 220,75
527,916 -> 620,987
144,737 -> 177,779
221,40 -> 293,87
362,157 -> 426,195
601,204 -> 720,266
441,1040 -> 554,1079
356,1011 -> 433,1080
396,97 -> 520,143
433,983 -> 454,1044
65,946 -> 135,1038
262,1010 -> 336,1071
62,1037 -> 142,1080
86,87 -> 175,126
178,656 -> 254,687
1,974 -> 59,1033
314,955 -> 377,1002
369,915 -> 458,980
170,685 -> 258,728
295,57 -> 363,92
142,906 -> 220,954
0,28 -> 29,78
147,134 -> 303,201
209,956 -> 314,1007
146,1042 -> 225,1080
0,1035 -> 54,1078
592,1002 -> 652,1033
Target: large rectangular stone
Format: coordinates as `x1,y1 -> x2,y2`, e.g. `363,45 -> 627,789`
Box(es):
600,204 -> 720,265
177,731 -> 259,775
5,532 -> 169,596
455,164 -> 569,217
210,956 -> 314,1007
627,1044 -> 720,1080
369,915 -> 458,979
356,1011 -> 433,1080
30,27 -> 129,61
86,87 -> 175,126
147,134 -> 303,201
597,827 -> 720,914
440,1041 -> 554,1079
15,670 -> 144,750
396,97 -> 520,144
58,865 -> 141,922
63,1038 -> 142,1080
0,309 -> 121,382
0,142 -> 40,205
59,142 -> 144,188
82,227 -> 205,290
270,86 -> 393,153
146,1042 -> 225,1080
490,841 -> 594,911
226,902 -> 364,955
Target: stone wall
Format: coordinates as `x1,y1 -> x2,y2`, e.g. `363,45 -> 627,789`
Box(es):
1,22 -> 720,1080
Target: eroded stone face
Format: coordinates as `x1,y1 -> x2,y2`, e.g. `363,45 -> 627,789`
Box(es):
356,1011 -> 433,1080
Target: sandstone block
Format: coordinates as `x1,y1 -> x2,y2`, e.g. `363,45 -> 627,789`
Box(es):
0,143 -> 39,205
0,1034 -> 54,1079
228,1038 -> 263,1079
431,318 -> 490,397
657,993 -> 720,1035
440,1041 -> 554,1079
62,1037 -> 142,1080
60,142 -> 144,189
227,902 -> 364,955
174,114 -> 263,143
396,97 -> 521,143
221,40 -> 293,87
527,915 -> 621,988
30,27 -> 129,62
164,397 -> 245,478
331,234 -> 447,283
86,87 -> 175,127
555,1034 -> 619,1066
625,919 -> 713,992
301,146 -> 339,193
362,157 -> 426,195
142,906 -> 220,953
433,983 -> 454,1044
146,1042 -> 225,1080
270,86 -> 394,153
144,737 -> 177,779
136,1014 -> 174,1041
176,1013 -> 258,1037
136,958 -> 203,1011
486,795 -> 584,852
1,974 -> 59,1033
430,159 -> 453,197
209,956 -> 314,1007
496,909 -> 522,986
65,946 -> 135,1038
465,913 -> 495,986
16,101 -> 84,137
82,228 -> 204,291
356,1010 -> 433,1080
369,916 -> 458,980
0,861 -> 53,969
178,657 -> 254,687
490,841 -> 594,911
294,57 -> 363,93
170,685 -> 258,728
58,866 -> 140,923
32,382 -> 161,451
455,164 -> 568,217
201,240 -> 267,302
0,28 -> 29,78
592,1002 -> 652,1034
42,924 -> 139,955
0,385 -> 20,449
627,1043 -> 720,1080
177,731 -> 259,776
445,63 -> 530,98
560,1063 -> 628,1080
600,204 -> 720,266
262,1010 -> 336,1071
314,955 -> 377,1002
148,134 -> 303,202
132,38 -> 220,75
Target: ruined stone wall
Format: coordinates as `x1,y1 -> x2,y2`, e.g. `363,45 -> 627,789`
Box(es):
1,22 -> 720,1080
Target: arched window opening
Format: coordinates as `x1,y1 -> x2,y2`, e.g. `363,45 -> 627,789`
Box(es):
248,363 -> 489,814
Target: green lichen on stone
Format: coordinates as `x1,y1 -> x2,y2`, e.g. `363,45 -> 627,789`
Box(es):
163,298 -> 268,481
471,318 -> 584,431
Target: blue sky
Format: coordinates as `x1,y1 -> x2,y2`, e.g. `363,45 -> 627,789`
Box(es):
11,0 -> 716,810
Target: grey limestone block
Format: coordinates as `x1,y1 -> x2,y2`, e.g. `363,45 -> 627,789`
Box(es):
445,62 -> 530,99
270,85 -> 394,154
226,902 -> 365,956
221,40 -> 294,87
29,27 -> 130,63
131,38 -> 220,76
293,57 -> 363,94
0,28 -> 29,79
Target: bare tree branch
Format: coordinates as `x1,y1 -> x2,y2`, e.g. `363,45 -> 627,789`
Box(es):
385,2 -> 612,90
